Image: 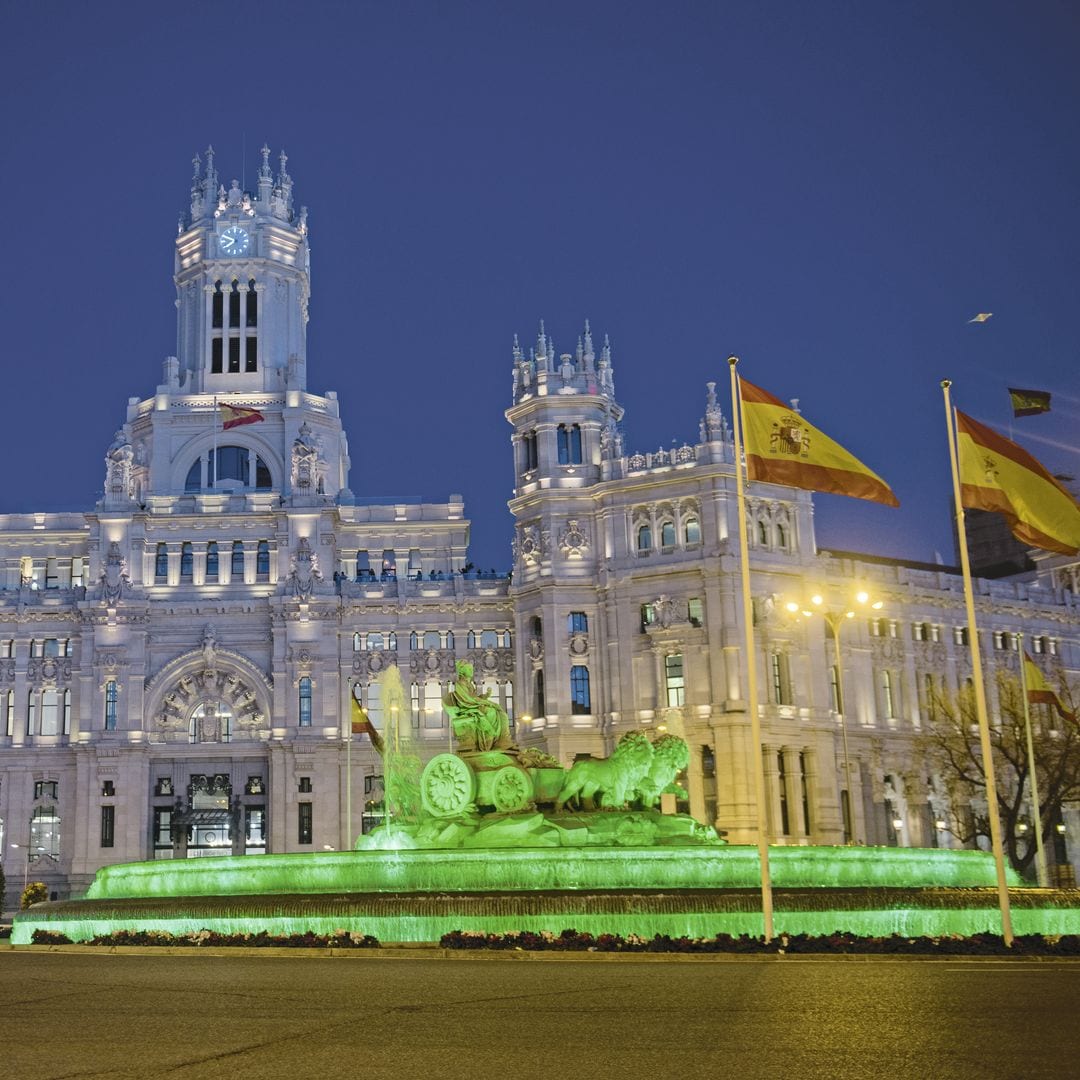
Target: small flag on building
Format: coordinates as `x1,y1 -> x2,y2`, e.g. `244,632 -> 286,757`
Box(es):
968,313 -> 993,323
220,403 -> 265,430
1024,652 -> 1076,724
1008,387 -> 1052,418
739,378 -> 899,507
956,410 -> 1080,555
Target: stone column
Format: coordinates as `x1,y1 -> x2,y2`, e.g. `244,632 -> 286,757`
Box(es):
782,746 -> 807,839
762,744 -> 783,839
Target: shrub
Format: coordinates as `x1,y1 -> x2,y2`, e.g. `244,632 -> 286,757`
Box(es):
21,882 -> 48,910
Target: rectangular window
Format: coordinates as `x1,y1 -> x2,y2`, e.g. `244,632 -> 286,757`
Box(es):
26,689 -> 35,736
34,780 -> 59,800
45,558 -> 60,589
567,611 -> 588,634
231,541 -> 245,577
0,639 -> 11,658
777,751 -> 790,835
424,681 -> 443,728
155,544 -> 168,581
211,336 -> 223,373
105,680 -> 118,731
206,542 -> 219,580
688,597 -> 704,627
245,336 -> 258,372
298,802 -> 313,845
228,337 -> 241,373
298,677 -> 312,727
770,653 -> 791,706
570,665 -> 591,714
72,556 -> 85,588
256,540 -> 270,577
640,603 -> 655,632
665,654 -> 685,707
829,665 -> 842,712
799,752 -> 812,836
881,670 -> 895,718
228,286 -> 241,327
245,807 -> 266,851
5,689 -> 12,736
100,805 -> 115,848
153,808 -> 173,856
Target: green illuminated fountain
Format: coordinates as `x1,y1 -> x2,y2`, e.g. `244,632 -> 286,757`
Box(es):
13,664 -> 1080,944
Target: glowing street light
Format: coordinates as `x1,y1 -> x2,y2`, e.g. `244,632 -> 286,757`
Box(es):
784,588 -> 883,843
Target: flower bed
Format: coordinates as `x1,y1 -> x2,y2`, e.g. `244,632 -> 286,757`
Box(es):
439,928 -> 1080,955
29,928 -> 379,948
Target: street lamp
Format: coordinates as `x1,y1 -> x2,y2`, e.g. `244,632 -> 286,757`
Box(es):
784,589 -> 883,844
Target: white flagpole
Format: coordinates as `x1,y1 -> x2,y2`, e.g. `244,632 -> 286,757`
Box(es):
728,356 -> 774,942
1017,638 -> 1048,887
941,379 -> 1014,944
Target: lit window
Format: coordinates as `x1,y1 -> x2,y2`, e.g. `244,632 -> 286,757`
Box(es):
231,541 -> 245,577
31,805 -> 61,858
688,598 -> 704,627
557,424 -> 583,465
568,612 -> 588,634
770,653 -> 791,705
636,525 -> 652,552
101,805 -> 115,848
665,654 -> 685,707
180,542 -> 193,579
298,677 -> 312,727
206,542 -> 219,580
298,802 -> 313,845
881,670 -> 895,718
570,665 -> 591,714
155,544 -> 168,581
104,681 -> 117,731
684,518 -> 701,545
660,521 -> 676,549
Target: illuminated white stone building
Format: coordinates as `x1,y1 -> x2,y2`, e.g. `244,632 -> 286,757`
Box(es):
0,151 -> 1077,910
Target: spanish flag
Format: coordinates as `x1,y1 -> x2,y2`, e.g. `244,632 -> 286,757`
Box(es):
350,695 -> 384,756
739,378 -> 898,507
220,403 -> 265,430
957,411 -> 1080,556
1008,388 -> 1051,418
1024,652 -> 1075,724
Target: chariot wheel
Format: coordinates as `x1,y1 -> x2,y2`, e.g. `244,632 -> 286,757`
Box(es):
491,765 -> 532,813
420,754 -> 476,818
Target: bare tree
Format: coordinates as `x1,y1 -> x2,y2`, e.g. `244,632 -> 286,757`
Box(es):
921,670 -> 1079,877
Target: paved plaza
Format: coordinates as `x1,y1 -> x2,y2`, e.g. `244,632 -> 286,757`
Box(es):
3,950 -> 1078,1080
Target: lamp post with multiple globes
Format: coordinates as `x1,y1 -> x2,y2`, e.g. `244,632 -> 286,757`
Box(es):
784,589 -> 883,844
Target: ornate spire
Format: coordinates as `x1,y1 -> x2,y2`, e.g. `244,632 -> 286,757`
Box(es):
601,333 -> 611,364
512,333 -> 524,364
259,143 -> 272,181
537,319 -> 547,360
191,151 -> 202,185
205,145 -> 217,194
583,318 -> 594,356
576,335 -> 584,364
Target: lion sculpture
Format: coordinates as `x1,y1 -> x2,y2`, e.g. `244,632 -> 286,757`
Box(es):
635,734 -> 690,808
555,730 -> 655,811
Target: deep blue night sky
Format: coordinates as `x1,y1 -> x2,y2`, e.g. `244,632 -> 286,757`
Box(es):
3,2 -> 1078,570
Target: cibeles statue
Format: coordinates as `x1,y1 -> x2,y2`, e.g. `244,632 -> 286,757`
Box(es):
291,423 -> 325,496
103,430 -> 135,504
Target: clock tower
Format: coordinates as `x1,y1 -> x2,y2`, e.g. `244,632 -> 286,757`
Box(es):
174,144 -> 310,395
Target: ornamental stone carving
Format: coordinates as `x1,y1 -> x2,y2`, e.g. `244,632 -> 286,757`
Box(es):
569,632 -> 589,657
103,430 -> 136,503
97,541 -> 131,604
557,519 -> 590,559
652,595 -> 689,630
287,537 -> 322,600
514,523 -> 549,568
291,423 -> 325,496
871,636 -> 906,663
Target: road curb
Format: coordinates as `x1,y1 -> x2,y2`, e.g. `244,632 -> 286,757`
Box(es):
4,943 -> 1080,962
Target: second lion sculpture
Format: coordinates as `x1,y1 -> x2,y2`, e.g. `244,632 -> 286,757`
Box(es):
555,730 -> 656,811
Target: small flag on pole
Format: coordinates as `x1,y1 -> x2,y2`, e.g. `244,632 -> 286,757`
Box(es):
956,410 -> 1080,555
350,694 -> 384,755
220,403 -> 265,430
1024,652 -> 1076,724
739,378 -> 899,506
968,313 -> 993,323
1008,387 -> 1052,418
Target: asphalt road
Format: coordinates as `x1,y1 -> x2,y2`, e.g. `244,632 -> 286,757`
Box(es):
2,951 -> 1078,1080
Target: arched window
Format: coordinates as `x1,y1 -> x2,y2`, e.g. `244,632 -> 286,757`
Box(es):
467,630 -> 477,649
298,677 -> 312,727
246,279 -> 258,326
636,524 -> 652,552
212,280 -> 224,330
229,280 -> 241,328
155,544 -> 168,581
522,431 -> 538,472
660,521 -> 676,549
557,424 -> 583,465
535,670 -> 546,716
355,550 -> 370,580
206,542 -> 219,580
190,702 -> 233,744
256,541 -> 270,578
409,631 -> 418,650
684,518 -> 701,545
757,520 -> 769,546
423,631 -> 441,650
185,460 -> 202,492
180,542 -> 193,579
776,523 -> 788,550
40,690 -> 59,736
445,631 -> 455,650
367,633 -> 384,651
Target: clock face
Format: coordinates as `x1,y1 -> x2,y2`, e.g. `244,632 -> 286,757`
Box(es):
219,226 -> 250,256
